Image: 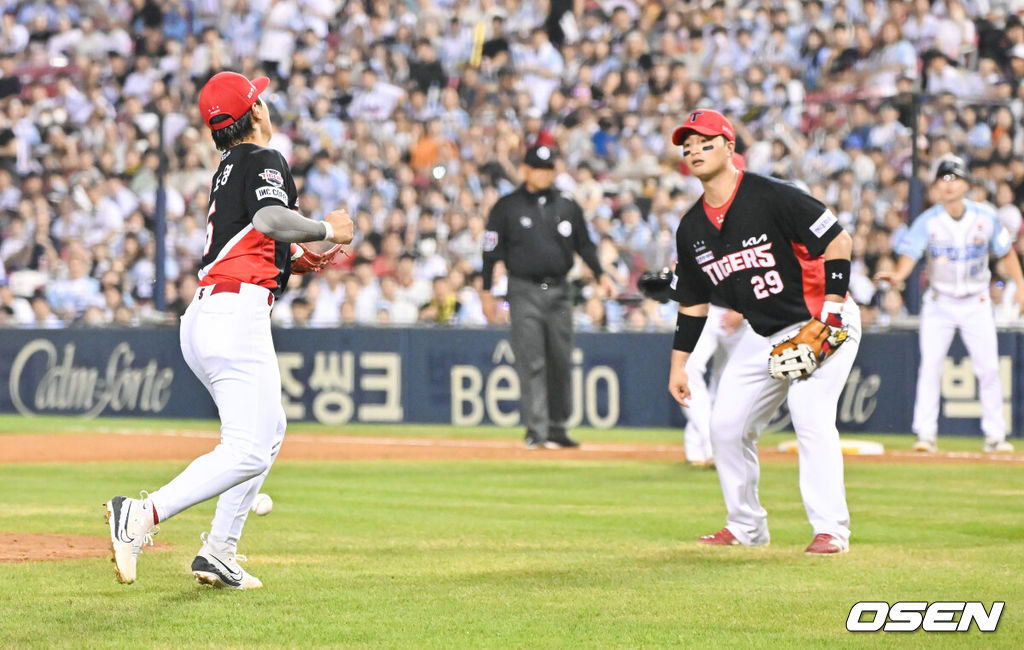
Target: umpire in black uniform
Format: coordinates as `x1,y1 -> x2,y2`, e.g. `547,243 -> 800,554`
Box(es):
481,144 -> 615,448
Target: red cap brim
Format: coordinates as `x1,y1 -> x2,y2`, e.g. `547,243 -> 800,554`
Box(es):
252,76 -> 270,96
672,124 -> 732,146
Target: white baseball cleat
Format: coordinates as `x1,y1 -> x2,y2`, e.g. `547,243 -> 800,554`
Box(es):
192,533 -> 263,590
984,440 -> 1014,453
912,439 -> 937,453
105,494 -> 158,584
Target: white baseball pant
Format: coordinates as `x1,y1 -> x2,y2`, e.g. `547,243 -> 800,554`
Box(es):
912,291 -> 1005,445
683,305 -> 747,464
709,299 -> 861,546
149,282 -> 286,550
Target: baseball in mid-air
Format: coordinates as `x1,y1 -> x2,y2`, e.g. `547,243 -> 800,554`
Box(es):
251,493 -> 273,516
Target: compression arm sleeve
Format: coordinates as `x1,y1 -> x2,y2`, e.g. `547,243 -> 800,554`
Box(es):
252,205 -> 330,243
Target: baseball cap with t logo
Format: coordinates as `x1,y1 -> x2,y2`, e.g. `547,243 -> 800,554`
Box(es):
199,71 -> 270,131
671,109 -> 736,145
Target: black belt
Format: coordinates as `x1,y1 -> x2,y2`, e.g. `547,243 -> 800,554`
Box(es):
517,274 -> 566,286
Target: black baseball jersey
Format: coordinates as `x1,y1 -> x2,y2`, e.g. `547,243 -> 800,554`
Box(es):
481,185 -> 602,289
673,173 -> 843,336
199,143 -> 295,295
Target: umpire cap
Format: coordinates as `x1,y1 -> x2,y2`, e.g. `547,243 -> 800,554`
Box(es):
934,155 -> 970,182
524,144 -> 556,169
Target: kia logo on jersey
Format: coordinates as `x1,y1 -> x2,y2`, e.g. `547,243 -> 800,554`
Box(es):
700,242 -> 777,285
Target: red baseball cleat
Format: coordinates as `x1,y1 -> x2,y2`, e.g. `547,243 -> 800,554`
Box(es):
697,527 -> 740,546
805,533 -> 849,555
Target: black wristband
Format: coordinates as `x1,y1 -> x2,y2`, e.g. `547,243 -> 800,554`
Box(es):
673,313 -> 707,353
824,259 -> 851,297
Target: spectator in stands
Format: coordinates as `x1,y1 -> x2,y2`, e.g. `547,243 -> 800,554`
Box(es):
0,0 -> 1022,334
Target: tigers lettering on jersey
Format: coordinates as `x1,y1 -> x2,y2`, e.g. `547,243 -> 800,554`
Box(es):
700,243 -> 776,285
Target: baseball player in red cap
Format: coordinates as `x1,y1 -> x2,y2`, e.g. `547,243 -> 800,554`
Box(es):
105,71 -> 354,588
666,109 -> 861,554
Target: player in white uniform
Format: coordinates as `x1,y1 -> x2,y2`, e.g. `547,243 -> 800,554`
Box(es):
104,72 -> 354,587
639,270 -> 749,467
680,303 -> 748,466
876,156 -> 1024,453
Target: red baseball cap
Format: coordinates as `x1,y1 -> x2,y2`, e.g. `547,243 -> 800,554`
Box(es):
199,71 -> 270,131
671,109 -> 735,145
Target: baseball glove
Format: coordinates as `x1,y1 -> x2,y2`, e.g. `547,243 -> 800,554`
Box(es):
768,318 -> 834,380
291,243 -> 345,274
637,268 -> 674,303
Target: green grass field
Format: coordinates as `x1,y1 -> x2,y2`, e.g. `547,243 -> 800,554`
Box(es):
0,416 -> 1020,648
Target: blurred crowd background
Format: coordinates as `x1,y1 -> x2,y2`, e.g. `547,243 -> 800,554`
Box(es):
2,0 -> 1024,332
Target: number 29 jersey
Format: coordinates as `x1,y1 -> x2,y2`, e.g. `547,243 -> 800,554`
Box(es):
672,173 -> 844,336
199,143 -> 296,296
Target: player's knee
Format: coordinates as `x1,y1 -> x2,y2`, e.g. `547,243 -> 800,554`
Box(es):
709,412 -> 745,443
233,447 -> 272,478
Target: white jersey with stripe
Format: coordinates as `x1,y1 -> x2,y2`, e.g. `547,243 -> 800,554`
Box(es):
896,199 -> 1012,298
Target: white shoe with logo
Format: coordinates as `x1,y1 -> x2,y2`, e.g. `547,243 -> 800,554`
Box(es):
191,533 -> 263,590
105,493 -> 158,584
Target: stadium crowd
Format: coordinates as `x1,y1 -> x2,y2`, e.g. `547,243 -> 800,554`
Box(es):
2,0 -> 1024,331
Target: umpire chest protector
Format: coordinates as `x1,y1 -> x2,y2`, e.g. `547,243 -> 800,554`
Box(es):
673,173 -> 844,336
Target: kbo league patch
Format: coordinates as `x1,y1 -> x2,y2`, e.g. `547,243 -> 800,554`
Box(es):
259,168 -> 284,187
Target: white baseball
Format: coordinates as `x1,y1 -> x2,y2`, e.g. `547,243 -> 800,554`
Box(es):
251,493 -> 273,516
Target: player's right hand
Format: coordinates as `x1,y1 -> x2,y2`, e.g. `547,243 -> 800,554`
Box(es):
668,364 -> 691,407
324,209 -> 354,244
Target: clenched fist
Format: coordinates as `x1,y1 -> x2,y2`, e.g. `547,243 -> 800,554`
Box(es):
324,208 -> 354,245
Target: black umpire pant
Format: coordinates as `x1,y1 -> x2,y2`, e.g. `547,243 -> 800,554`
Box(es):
507,275 -> 573,442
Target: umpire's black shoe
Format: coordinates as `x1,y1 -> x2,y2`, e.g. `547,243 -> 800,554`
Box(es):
545,434 -> 580,449
524,434 -> 547,449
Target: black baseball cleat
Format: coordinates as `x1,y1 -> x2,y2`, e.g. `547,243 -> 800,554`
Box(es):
524,434 -> 547,449
545,434 -> 580,449
191,533 -> 262,590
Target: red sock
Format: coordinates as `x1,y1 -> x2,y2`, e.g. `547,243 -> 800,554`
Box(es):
152,505 -> 160,525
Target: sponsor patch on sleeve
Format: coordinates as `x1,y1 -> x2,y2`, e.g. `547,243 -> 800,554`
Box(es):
255,186 -> 289,204
258,168 -> 284,187
483,230 -> 499,252
809,209 -> 838,238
